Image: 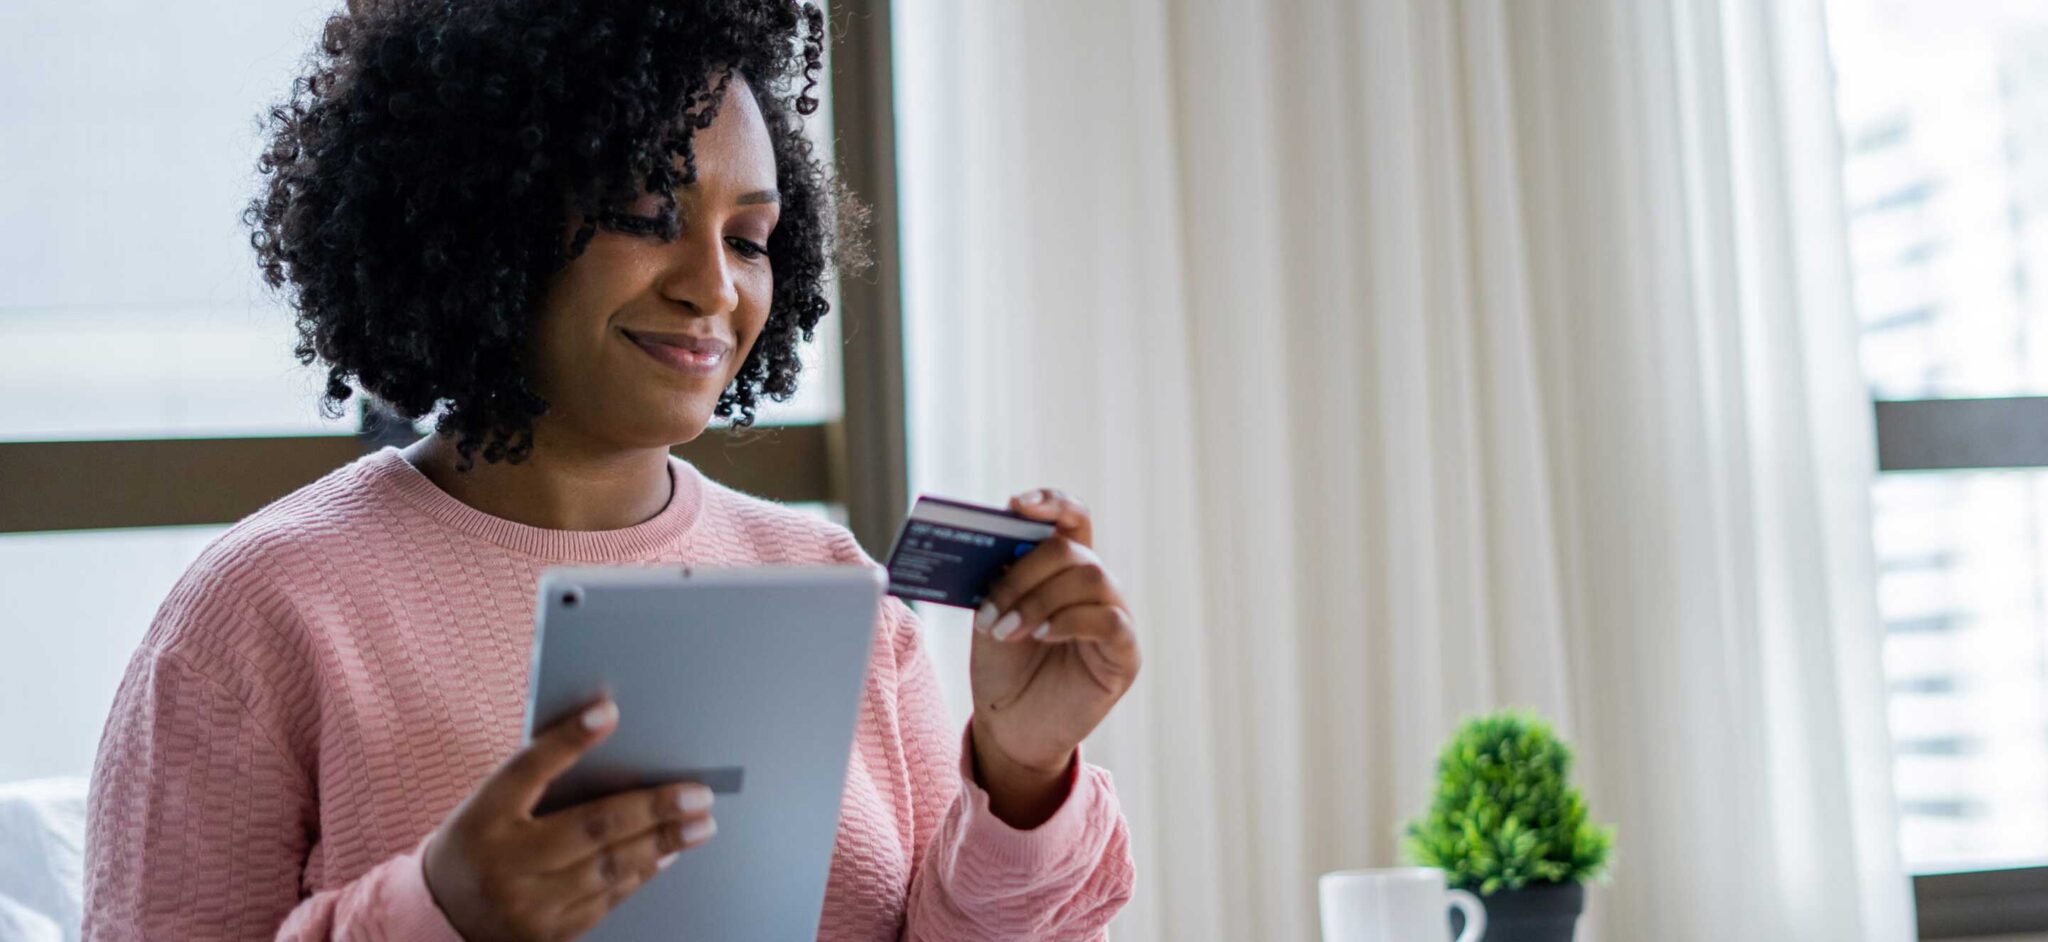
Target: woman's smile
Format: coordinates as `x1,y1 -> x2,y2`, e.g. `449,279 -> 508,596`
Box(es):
620,326 -> 732,377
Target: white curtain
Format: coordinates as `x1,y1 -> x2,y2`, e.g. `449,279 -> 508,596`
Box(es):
892,0 -> 1914,939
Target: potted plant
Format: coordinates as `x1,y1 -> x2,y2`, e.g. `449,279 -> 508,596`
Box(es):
1405,711 -> 1614,942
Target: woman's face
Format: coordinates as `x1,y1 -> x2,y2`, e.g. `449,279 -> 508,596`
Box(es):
531,74 -> 780,451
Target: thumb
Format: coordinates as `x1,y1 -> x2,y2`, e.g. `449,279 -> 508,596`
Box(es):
1008,488 -> 1092,547
471,696 -> 617,819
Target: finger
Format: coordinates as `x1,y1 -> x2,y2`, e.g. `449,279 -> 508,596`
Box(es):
1028,603 -> 1139,652
1036,606 -> 1143,684
974,537 -> 1097,635
527,781 -> 714,869
988,561 -> 1120,643
1008,488 -> 1093,545
470,696 -> 618,820
553,813 -> 717,908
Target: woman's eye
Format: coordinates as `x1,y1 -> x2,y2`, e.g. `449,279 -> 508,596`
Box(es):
598,211 -> 671,239
726,236 -> 769,260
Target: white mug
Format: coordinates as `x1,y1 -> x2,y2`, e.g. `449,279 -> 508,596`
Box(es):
1318,867 -> 1486,942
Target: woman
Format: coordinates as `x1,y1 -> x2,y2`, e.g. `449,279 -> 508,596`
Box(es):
81,1 -> 1138,938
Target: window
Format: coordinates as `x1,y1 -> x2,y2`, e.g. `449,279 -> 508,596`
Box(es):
0,0 -> 908,782
1826,0 -> 2048,934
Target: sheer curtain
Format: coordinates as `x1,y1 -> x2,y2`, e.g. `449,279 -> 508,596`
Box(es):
892,0 -> 1913,939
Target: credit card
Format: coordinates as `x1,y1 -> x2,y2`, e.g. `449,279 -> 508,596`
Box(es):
883,496 -> 1057,609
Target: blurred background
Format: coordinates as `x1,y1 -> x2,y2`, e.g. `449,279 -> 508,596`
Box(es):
1830,0 -> 2048,876
7,0 -> 2048,939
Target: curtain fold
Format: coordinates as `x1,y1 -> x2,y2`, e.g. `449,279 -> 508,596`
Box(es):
893,0 -> 1914,938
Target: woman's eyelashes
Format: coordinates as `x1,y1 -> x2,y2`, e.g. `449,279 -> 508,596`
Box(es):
600,206 -> 771,261
599,209 -> 674,238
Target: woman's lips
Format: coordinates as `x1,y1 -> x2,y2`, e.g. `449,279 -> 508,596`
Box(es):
621,328 -> 730,376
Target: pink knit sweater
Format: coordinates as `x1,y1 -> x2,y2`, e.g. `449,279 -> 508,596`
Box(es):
83,447 -> 1133,940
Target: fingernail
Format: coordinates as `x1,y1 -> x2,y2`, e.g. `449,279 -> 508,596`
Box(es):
682,818 -> 717,843
974,603 -> 997,632
1031,622 -> 1050,640
678,785 -> 713,814
1022,489 -> 1045,505
992,611 -> 1022,640
581,700 -> 618,731
657,852 -> 680,870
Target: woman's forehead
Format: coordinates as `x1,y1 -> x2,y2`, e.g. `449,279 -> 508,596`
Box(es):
685,74 -> 777,190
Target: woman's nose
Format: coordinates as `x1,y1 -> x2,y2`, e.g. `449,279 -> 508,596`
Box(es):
654,228 -> 740,317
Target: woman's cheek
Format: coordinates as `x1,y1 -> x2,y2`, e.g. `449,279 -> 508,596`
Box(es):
743,278 -> 775,333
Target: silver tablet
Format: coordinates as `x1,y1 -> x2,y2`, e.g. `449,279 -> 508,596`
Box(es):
523,563 -> 885,942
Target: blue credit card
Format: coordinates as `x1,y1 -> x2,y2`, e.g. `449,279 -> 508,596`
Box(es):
883,496 -> 1057,609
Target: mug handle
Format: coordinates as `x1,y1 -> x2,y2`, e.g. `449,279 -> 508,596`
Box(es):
1447,888 -> 1487,942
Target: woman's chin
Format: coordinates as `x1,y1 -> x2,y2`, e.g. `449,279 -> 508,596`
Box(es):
651,404 -> 720,445
583,388 -> 724,448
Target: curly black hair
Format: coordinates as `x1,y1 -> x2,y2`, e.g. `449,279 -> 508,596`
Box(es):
247,0 -> 857,469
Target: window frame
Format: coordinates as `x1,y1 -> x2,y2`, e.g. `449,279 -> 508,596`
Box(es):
825,0 -> 911,556
1874,396 -> 2048,939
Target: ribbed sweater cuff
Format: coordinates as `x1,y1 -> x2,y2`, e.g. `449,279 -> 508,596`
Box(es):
953,723 -> 1101,873
380,834 -> 468,942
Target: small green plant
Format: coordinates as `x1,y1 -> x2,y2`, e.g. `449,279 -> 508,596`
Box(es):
1404,710 -> 1615,894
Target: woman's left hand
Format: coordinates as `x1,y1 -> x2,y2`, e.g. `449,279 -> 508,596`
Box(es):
967,488 -> 1141,826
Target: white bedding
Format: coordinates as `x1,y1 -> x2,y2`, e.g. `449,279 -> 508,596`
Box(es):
0,777 -> 87,942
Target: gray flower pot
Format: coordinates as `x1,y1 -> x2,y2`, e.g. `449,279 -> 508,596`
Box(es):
1450,882 -> 1584,942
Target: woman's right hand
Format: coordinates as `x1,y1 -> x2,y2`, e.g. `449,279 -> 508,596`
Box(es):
421,697 -> 716,941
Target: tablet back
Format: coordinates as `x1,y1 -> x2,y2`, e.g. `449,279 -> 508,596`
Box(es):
524,564 -> 884,942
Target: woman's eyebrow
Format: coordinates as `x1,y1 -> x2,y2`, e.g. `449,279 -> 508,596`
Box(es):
736,189 -> 781,206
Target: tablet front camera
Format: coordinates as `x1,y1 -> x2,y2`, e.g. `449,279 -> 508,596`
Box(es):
560,587 -> 582,608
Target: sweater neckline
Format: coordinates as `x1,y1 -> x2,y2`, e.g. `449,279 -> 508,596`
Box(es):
360,446 -> 704,562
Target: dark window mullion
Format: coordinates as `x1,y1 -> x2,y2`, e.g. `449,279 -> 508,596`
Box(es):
1875,396 -> 2048,471
1916,865 -> 2048,938
0,425 -> 836,535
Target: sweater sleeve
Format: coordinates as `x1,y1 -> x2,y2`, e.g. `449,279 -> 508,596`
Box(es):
887,597 -> 1136,940
83,633 -> 462,941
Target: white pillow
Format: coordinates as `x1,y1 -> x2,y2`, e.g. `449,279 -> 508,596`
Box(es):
0,777 -> 88,942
